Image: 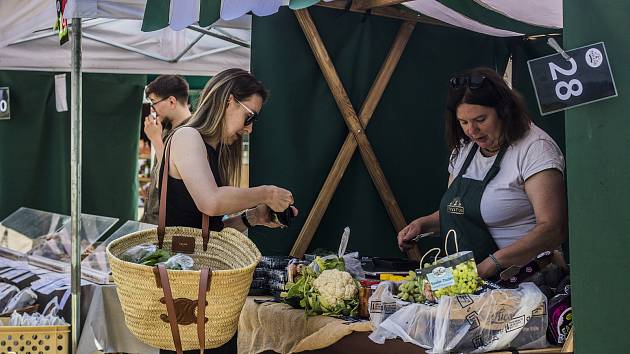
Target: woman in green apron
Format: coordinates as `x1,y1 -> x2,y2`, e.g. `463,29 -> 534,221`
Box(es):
398,67 -> 567,279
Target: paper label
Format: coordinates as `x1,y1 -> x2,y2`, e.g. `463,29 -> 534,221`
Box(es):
426,266 -> 455,290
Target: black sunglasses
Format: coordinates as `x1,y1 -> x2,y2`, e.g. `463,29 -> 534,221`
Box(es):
235,98 -> 258,126
449,75 -> 487,90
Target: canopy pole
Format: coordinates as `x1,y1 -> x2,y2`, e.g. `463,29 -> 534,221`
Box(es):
70,17 -> 83,353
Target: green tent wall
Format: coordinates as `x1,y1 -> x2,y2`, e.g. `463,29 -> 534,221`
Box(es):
249,6 -> 518,257
565,1 -> 630,351
0,71 -> 146,224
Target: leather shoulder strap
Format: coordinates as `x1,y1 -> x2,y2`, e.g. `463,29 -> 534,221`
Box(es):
157,133 -> 210,250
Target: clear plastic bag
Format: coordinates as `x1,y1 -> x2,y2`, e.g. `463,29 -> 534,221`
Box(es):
8,297 -> 66,326
118,243 -> 157,263
3,287 -> 37,313
370,282 -> 548,353
161,253 -> 194,270
367,281 -> 411,328
310,252 -> 365,279
0,283 -> 19,312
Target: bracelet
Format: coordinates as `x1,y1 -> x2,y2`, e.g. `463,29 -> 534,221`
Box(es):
489,254 -> 504,275
241,210 -> 253,228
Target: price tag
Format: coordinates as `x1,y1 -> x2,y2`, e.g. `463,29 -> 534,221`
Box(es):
426,266 -> 455,290
0,87 -> 9,120
528,42 -> 617,115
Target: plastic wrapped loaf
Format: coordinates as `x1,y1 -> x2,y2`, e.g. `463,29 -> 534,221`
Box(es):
370,282 -> 548,353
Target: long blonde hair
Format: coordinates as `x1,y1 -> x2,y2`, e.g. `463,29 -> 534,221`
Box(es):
186,68 -> 268,186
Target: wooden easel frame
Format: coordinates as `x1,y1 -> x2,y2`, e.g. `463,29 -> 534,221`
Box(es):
289,8 -> 420,259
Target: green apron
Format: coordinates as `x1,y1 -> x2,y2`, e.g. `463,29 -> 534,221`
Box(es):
438,144 -> 506,261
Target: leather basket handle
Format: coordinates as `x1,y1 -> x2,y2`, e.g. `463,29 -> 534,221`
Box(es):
157,136 -> 210,250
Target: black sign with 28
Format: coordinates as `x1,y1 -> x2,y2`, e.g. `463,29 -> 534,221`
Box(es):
527,42 -> 617,116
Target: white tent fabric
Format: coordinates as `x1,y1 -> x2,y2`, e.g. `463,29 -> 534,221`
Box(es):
0,0 -> 57,49
0,18 -> 249,75
403,0 -> 524,37
0,0 -> 250,75
474,0 -> 562,29
64,0 -> 264,30
64,0 -> 146,19
62,0 -> 561,38
220,0 -> 285,21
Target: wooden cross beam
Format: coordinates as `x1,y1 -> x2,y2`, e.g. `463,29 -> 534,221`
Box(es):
290,8 -> 421,260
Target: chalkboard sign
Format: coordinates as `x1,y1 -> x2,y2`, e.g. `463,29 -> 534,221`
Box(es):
0,87 -> 9,120
528,42 -> 617,116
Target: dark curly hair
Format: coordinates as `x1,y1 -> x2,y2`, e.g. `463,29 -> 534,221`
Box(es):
444,67 -> 531,161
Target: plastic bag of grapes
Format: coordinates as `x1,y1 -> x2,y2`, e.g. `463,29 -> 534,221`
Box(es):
417,251 -> 480,301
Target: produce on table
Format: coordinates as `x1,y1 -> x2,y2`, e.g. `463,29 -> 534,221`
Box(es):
396,271 -> 425,303
281,256 -> 359,317
432,259 -> 480,298
313,269 -> 357,309
419,251 -> 481,301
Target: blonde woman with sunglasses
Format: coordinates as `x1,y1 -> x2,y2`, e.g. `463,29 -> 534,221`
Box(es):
158,69 -> 297,353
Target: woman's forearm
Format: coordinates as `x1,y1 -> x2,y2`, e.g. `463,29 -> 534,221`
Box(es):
422,211 -> 441,233
494,221 -> 566,268
197,185 -> 269,217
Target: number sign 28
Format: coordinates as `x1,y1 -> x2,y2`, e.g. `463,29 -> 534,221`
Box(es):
549,59 -> 583,101
528,42 -> 617,116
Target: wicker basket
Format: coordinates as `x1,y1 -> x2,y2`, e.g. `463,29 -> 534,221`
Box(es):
107,226 -> 261,351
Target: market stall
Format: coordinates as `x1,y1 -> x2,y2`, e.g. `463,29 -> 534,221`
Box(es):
6,0 -> 627,353
244,2 -> 573,354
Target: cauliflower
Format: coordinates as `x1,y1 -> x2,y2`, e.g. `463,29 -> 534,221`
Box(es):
312,269 -> 358,309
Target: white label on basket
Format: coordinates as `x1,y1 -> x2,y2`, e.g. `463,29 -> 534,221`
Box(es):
426,266 -> 455,290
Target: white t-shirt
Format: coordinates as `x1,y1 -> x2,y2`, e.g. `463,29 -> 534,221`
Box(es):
448,123 -> 565,249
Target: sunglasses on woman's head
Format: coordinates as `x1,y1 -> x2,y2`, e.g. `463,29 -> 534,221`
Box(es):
235,98 -> 258,126
449,75 -> 487,90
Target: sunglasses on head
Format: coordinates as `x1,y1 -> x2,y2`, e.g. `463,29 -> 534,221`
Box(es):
235,98 -> 258,126
449,75 -> 487,90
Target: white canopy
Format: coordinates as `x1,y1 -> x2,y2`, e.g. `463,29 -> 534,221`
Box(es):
0,0 -> 250,75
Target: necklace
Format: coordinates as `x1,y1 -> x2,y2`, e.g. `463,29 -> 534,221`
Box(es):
481,146 -> 500,156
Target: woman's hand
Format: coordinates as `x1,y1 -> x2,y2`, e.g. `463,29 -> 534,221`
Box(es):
265,186 -> 294,212
250,204 -> 299,228
397,217 -> 427,251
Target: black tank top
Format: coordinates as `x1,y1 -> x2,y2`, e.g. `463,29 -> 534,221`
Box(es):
159,142 -> 225,231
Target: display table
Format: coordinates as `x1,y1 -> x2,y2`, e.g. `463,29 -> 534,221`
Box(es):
239,297 -> 571,354
238,297 -> 425,354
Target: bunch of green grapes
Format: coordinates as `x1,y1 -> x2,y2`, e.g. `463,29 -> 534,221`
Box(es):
433,260 -> 479,299
397,271 -> 424,303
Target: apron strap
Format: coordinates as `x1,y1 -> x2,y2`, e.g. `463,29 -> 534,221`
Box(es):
457,144 -> 479,178
482,147 -> 507,184
457,144 -> 508,185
